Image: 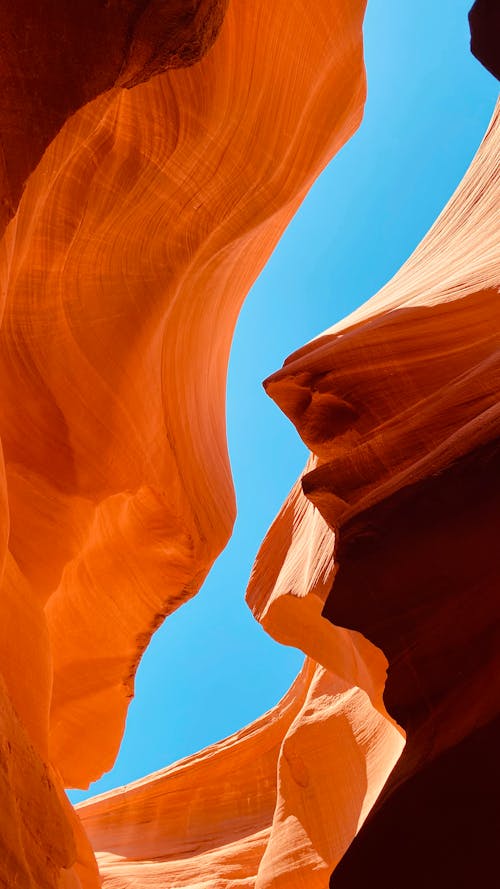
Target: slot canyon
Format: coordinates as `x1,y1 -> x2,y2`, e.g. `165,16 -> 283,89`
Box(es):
0,1 -> 498,887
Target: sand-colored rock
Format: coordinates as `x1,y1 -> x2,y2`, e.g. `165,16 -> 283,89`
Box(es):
0,0 -> 370,886
79,660 -> 403,888
1,1 -> 497,887
79,666 -> 313,889
263,101 -> 500,887
0,3 -> 228,882
0,0 -> 367,793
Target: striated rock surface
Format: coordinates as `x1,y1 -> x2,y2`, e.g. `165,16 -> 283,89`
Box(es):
77,96 -> 500,885
0,0 -> 367,792
76,94 -> 500,880
264,101 -> 500,887
0,0 -> 227,235
0,3 -> 230,883
1,0 -> 497,887
79,660 -> 403,888
0,0 -> 370,886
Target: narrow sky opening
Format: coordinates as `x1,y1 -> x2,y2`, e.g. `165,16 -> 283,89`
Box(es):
68,0 -> 497,804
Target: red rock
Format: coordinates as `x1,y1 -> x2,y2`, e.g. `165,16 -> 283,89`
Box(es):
0,0 -> 227,235
469,0 -> 500,80
0,0 -> 368,885
1,1 -> 496,886
264,101 -> 500,887
0,0 -> 367,793
78,661 -> 403,888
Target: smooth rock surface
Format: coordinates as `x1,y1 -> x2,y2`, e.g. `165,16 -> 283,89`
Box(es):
0,1 -> 369,886
1,1 -> 497,887
263,101 -> 500,887
0,0 -> 367,792
79,660 -> 403,888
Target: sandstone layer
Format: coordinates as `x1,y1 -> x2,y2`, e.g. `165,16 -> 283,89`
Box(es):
0,1 -> 370,886
1,1 -> 498,887
78,100 -> 500,886
79,660 -> 403,888
0,0 -> 227,236
263,101 -> 500,888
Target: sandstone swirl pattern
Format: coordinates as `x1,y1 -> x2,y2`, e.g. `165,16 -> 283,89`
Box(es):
0,1 -> 498,888
0,0 -> 228,235
0,1 -> 372,886
79,97 -> 500,889
264,100 -> 500,889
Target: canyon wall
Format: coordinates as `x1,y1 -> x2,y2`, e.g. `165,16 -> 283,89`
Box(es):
79,92 -> 499,889
0,1 -> 497,887
0,1 -> 375,886
0,0 -> 228,235
264,100 -> 500,888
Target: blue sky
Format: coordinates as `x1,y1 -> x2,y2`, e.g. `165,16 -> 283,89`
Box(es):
69,0 -> 498,803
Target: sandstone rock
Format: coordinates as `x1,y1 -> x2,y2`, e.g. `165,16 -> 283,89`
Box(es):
0,0 -> 227,235
1,1 -> 496,886
0,0 -> 367,793
0,0 -> 368,885
79,660 -> 403,888
263,100 -> 500,887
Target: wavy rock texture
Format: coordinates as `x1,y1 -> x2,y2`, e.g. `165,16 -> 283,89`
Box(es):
0,0 -> 367,790
0,0 -> 371,886
1,1 -> 496,888
80,667 -> 314,889
77,102 -> 500,883
0,0 -> 227,235
79,662 -> 403,889
264,101 -> 500,887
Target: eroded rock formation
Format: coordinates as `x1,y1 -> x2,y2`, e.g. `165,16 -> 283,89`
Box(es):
0,0 -> 498,887
79,661 -> 403,888
0,0 -> 373,885
0,0 -> 227,235
77,100 -> 500,885
79,667 -> 316,888
263,102 -> 500,888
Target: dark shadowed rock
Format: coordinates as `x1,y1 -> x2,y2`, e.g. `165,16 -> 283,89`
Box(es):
326,439 -> 500,888
0,0 -> 227,235
469,0 -> 500,79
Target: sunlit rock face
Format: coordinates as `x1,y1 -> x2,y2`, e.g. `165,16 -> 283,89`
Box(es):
79,661 -> 403,888
0,1 -> 497,888
77,98 -> 500,887
0,0 -> 369,886
264,102 -> 500,888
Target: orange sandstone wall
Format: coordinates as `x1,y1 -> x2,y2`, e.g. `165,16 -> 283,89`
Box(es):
80,661 -> 403,888
0,0 -> 369,886
0,0 -> 367,791
80,95 -> 500,889
0,0 -> 227,235
2,0 -> 496,886
263,100 -> 500,888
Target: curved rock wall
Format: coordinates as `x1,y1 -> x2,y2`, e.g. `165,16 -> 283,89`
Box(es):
0,1 -> 497,887
264,101 -> 500,888
0,0 -> 227,235
0,0 -> 369,886
80,94 -> 500,889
